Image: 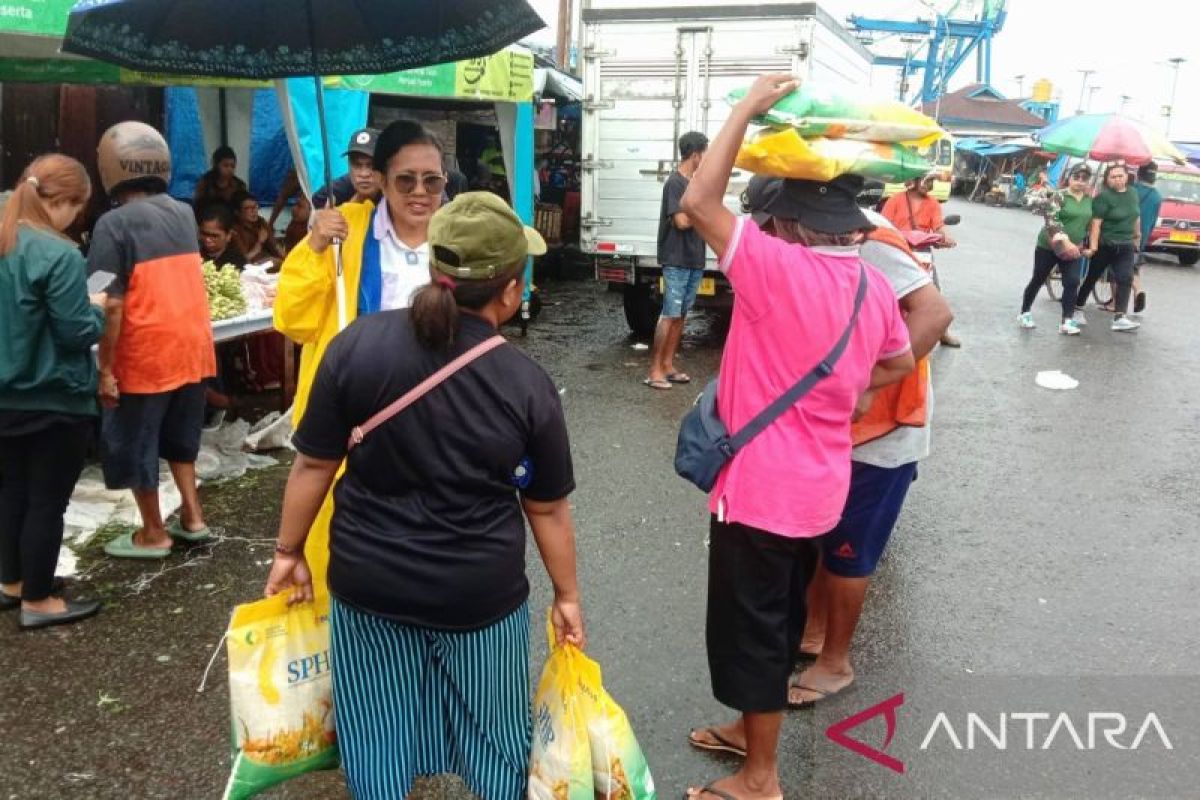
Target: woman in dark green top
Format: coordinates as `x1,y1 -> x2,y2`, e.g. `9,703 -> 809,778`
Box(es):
0,154 -> 105,630
1077,163 -> 1142,331
1019,164 -> 1096,334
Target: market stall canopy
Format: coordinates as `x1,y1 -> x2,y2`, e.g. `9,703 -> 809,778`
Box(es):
325,47 -> 534,103
535,67 -> 583,103
0,0 -> 74,58
1174,142 -> 1200,168
956,136 -> 1035,157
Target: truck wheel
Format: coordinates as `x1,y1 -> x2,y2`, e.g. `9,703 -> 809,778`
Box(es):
1178,251 -> 1199,266
623,283 -> 661,340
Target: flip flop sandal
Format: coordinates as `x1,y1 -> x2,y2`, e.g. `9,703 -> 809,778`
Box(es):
667,372 -> 693,384
643,378 -> 673,390
688,727 -> 747,758
104,531 -> 172,560
683,783 -> 783,800
167,519 -> 214,544
788,680 -> 855,710
683,783 -> 739,800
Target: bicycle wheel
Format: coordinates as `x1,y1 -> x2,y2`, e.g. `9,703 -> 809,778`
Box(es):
1044,265 -> 1061,301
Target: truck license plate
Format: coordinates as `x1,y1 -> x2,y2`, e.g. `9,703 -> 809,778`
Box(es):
659,277 -> 717,296
1169,231 -> 1197,243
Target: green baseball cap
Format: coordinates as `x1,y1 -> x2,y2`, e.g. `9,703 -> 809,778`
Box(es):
429,191 -> 547,281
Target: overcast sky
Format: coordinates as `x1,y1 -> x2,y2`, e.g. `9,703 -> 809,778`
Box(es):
526,0 -> 1199,140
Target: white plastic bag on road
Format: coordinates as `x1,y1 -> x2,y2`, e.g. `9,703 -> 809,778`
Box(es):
1036,370 -> 1079,390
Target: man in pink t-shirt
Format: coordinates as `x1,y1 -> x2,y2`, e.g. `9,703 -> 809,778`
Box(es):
678,74 -> 915,800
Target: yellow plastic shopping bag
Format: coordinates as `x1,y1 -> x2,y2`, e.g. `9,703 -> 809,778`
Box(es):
222,591 -> 339,800
529,617 -> 594,800
528,614 -> 656,800
577,651 -> 657,799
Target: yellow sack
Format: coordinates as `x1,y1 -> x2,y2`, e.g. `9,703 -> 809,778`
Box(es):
577,653 -> 657,799
222,592 -> 339,800
529,617 -> 594,800
528,615 -> 657,800
735,128 -> 934,183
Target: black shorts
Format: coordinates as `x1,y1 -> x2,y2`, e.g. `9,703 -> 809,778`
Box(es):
101,382 -> 205,491
706,516 -> 820,713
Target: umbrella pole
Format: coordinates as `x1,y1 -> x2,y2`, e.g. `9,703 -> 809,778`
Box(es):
311,72 -> 348,331
305,0 -> 347,331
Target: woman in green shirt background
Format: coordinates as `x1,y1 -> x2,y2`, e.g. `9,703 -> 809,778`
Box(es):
1077,163 -> 1142,332
0,154 -> 106,629
1019,163 -> 1095,334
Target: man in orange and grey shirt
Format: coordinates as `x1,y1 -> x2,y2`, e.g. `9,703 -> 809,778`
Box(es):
87,122 -> 217,560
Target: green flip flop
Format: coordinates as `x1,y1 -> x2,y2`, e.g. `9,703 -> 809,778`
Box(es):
104,531 -> 172,560
167,519 -> 214,544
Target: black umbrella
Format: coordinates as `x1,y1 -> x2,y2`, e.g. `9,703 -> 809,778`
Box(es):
63,0 -> 545,329
62,0 -> 546,189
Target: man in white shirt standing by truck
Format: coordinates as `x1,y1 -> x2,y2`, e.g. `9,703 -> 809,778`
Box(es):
645,131 -> 708,390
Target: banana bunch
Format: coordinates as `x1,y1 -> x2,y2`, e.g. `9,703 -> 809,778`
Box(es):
202,260 -> 248,321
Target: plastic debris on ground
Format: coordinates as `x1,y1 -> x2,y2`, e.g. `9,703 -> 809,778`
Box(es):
1035,370 -> 1080,390
58,419 -> 287,576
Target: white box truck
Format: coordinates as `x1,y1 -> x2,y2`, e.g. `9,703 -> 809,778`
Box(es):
580,1 -> 875,336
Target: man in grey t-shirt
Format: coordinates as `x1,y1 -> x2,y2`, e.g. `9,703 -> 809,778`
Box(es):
789,207 -> 953,707
645,131 -> 707,390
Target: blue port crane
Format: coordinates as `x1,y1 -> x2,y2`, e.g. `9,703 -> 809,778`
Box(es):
848,0 -> 1007,106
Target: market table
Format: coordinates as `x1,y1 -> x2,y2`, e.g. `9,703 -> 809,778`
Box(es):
211,309 -> 275,343
211,309 -> 295,409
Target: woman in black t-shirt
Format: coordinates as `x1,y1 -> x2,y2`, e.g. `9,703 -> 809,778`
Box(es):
264,191 -> 584,800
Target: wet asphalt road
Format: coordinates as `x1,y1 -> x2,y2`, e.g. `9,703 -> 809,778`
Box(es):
2,200 -> 1199,799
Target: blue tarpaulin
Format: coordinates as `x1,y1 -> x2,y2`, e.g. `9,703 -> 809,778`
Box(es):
164,87 -> 294,203
955,137 -> 1033,157
275,79 -> 369,198
1175,142 -> 1200,167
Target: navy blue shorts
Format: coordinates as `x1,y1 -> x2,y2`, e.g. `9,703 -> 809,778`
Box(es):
101,382 -> 205,491
820,462 -> 917,578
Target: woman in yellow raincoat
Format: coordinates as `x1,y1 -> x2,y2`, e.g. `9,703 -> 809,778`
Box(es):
274,121 -> 447,584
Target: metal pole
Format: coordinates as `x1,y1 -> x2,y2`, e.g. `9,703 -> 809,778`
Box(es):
1014,74 -> 1025,98
1076,69 -> 1094,115
1165,57 -> 1185,137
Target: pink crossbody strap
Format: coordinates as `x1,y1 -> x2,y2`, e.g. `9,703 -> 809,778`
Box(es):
347,335 -> 507,450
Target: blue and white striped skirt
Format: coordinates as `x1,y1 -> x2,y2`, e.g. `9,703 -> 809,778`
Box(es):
330,598 -> 532,800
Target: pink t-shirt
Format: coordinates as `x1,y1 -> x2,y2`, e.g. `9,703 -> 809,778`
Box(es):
708,218 -> 911,538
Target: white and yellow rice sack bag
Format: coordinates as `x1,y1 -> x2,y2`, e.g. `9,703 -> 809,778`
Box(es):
222,591 -> 338,800
577,653 -> 656,799
529,617 -> 594,800
528,614 -> 656,800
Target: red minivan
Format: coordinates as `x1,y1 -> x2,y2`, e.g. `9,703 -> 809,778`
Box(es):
1147,164 -> 1200,266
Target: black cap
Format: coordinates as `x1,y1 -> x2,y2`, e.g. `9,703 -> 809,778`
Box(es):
765,174 -> 873,235
742,175 -> 783,226
344,128 -> 380,159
